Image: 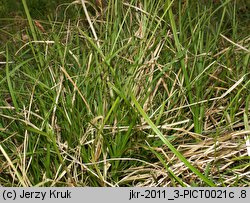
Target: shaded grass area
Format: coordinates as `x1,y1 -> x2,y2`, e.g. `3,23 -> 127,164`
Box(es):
0,0 -> 249,186
0,0 -> 72,18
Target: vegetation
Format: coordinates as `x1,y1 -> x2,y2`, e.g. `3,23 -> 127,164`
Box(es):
0,0 -> 249,186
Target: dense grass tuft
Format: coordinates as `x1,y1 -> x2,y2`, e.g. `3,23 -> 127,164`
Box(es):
0,0 -> 249,186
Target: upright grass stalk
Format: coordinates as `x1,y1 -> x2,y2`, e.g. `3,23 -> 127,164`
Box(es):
166,0 -> 192,103
5,45 -> 19,110
21,0 -> 44,67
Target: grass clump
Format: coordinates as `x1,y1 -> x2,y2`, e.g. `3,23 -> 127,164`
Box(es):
0,0 -> 249,186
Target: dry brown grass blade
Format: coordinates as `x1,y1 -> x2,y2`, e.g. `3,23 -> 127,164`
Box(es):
0,145 -> 28,186
60,66 -> 92,114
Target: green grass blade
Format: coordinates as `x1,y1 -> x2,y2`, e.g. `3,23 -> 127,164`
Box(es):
147,145 -> 187,187
21,0 -> 44,67
130,93 -> 215,186
5,45 -> 19,110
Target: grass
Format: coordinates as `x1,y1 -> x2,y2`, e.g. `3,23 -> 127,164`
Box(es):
0,0 -> 250,186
